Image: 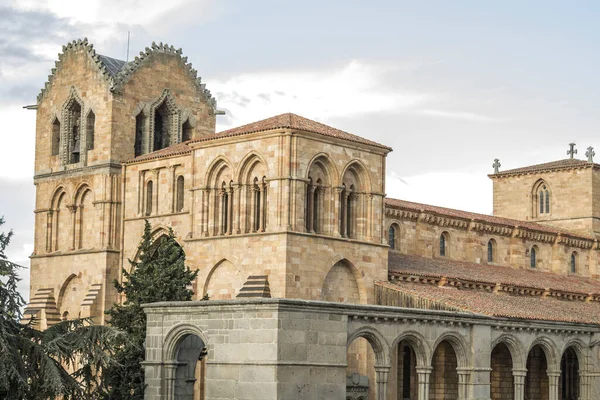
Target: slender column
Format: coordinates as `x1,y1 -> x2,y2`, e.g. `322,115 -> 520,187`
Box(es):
218,191 -> 225,235
333,187 -> 343,237
46,210 -> 53,252
202,189 -> 210,237
227,187 -> 234,235
341,192 -> 348,238
251,186 -> 257,233
259,186 -> 266,232
512,369 -> 526,400
366,193 -> 374,241
68,204 -> 77,250
456,368 -> 470,400
307,185 -> 315,233
234,184 -> 242,234
416,366 -> 432,400
261,182 -> 267,232
163,363 -> 177,400
240,185 -> 248,233
580,372 -> 591,400
548,370 -> 560,400
374,366 -> 390,400
152,169 -> 160,215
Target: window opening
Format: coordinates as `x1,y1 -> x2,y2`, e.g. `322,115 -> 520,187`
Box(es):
52,118 -> 61,156
145,181 -> 153,216
176,176 -> 184,212
530,247 -> 537,268
86,111 -> 95,150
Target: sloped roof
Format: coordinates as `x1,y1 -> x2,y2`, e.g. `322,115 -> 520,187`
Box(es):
97,55 -> 128,76
126,142 -> 192,164
384,197 -> 594,240
190,113 -> 392,150
388,252 -> 600,296
377,280 -> 600,325
489,158 -> 598,178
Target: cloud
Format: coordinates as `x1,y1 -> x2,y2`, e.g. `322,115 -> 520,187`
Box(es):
417,108 -> 504,123
213,60 -> 431,129
386,169 -> 493,215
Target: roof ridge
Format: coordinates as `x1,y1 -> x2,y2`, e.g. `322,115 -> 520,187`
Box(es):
490,158 -> 598,177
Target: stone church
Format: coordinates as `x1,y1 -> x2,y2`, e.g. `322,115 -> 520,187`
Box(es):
23,39 -> 600,400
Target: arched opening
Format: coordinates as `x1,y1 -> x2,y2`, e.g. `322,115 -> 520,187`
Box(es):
219,181 -> 232,235
57,274 -> 85,322
313,179 -> 321,233
203,260 -> 244,300
62,311 -> 69,321
439,232 -> 449,257
530,246 -> 538,269
182,118 -> 193,142
346,337 -> 377,400
145,181 -> 154,216
388,223 -> 400,251
55,192 -> 70,251
429,340 -> 458,400
491,343 -> 514,400
51,117 -> 61,156
153,100 -> 172,152
525,345 -> 549,400
86,110 -> 95,151
134,112 -> 146,157
78,189 -> 94,249
67,101 -> 82,164
176,176 -> 185,213
570,252 -> 578,274
533,180 -> 551,217
559,347 -> 579,400
174,334 -> 207,400
321,260 -> 361,304
388,341 -> 418,400
252,177 -> 262,233
340,162 -> 369,240
306,155 -> 334,235
487,239 -> 496,263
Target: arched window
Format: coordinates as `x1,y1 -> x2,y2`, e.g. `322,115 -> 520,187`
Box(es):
67,101 -> 82,164
176,176 -> 185,212
51,118 -> 61,156
182,118 -> 193,142
534,181 -> 551,216
570,252 -> 577,273
86,111 -> 95,150
487,239 -> 495,263
530,246 -> 537,268
62,311 -> 69,321
440,232 -> 448,257
135,113 -> 145,157
145,181 -> 153,216
388,225 -> 397,250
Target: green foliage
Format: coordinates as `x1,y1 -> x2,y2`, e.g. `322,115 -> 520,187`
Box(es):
103,221 -> 198,399
0,217 -> 125,399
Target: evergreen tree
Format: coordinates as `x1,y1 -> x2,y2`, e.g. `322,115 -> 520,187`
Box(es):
0,216 -> 124,399
103,221 -> 198,399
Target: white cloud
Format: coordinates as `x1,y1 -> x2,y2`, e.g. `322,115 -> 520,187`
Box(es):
418,108 -> 503,123
213,60 -> 431,129
386,169 -> 493,215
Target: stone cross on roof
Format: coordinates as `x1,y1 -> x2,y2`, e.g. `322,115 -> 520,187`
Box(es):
567,143 -> 577,159
492,158 -> 501,174
586,146 -> 595,163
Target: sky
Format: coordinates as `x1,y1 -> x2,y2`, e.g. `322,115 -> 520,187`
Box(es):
1,0 -> 599,300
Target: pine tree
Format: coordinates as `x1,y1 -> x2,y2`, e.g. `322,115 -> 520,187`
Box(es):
0,216 -> 124,399
103,221 -> 198,399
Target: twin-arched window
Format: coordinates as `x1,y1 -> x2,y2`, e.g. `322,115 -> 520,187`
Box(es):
533,181 -> 551,216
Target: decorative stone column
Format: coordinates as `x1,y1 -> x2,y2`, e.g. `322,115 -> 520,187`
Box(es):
163,363 -> 177,400
416,366 -> 432,400
234,184 -> 242,234
67,204 -> 77,250
333,187 -> 343,237
307,184 -> 315,233
226,186 -> 233,235
512,368 -> 526,400
374,366 -> 390,400
202,188 -> 210,237
548,370 -> 560,400
456,367 -> 471,400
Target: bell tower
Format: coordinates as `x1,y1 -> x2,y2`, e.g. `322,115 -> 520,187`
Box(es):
23,39 -> 219,328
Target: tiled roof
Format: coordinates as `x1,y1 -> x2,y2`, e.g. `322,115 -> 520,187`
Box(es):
191,113 -> 392,150
97,55 -> 129,77
126,142 -> 192,164
384,198 -> 593,240
388,252 -> 600,296
377,280 -> 600,325
489,159 -> 597,178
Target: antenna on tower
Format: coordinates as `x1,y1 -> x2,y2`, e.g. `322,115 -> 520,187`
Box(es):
126,31 -> 130,62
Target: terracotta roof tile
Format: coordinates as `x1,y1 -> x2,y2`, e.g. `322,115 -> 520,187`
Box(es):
384,198 -> 593,240
191,113 -> 392,150
388,252 -> 600,295
489,158 -> 597,178
125,142 -> 191,164
378,280 -> 600,325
